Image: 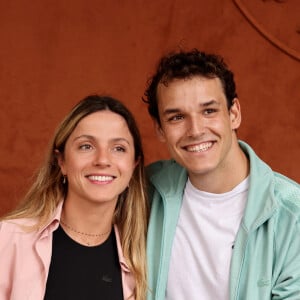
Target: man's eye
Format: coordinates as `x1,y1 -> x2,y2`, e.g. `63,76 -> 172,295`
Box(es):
204,109 -> 217,115
168,115 -> 184,121
113,146 -> 126,152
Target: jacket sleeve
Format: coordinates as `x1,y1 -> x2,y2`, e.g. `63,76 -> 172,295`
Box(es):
0,221 -> 13,299
272,220 -> 300,299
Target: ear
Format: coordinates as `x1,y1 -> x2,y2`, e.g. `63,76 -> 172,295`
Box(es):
54,149 -> 66,175
230,98 -> 242,130
154,120 -> 167,143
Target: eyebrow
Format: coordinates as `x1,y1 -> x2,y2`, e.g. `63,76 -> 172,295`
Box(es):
162,100 -> 220,116
72,135 -> 131,145
201,100 -> 220,107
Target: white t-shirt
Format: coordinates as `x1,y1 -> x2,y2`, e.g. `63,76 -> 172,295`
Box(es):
166,177 -> 249,300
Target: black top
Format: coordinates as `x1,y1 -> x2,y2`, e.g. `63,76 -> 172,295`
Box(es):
44,225 -> 123,300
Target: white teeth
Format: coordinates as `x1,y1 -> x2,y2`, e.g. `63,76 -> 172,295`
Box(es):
88,175 -> 114,182
186,142 -> 213,152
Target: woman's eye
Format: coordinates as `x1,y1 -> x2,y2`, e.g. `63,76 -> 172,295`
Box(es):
79,144 -> 92,150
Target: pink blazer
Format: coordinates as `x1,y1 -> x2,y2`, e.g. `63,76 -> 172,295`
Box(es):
0,202 -> 135,300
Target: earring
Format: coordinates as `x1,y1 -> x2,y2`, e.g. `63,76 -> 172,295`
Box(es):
63,175 -> 67,184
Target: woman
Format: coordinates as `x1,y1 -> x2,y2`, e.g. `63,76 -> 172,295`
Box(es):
0,95 -> 148,299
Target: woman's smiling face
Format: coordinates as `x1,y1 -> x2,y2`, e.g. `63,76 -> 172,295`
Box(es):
58,110 -> 136,206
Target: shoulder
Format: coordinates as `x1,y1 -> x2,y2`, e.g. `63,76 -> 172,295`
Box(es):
0,219 -> 40,264
0,218 -> 38,243
146,159 -> 172,175
146,159 -> 185,179
146,160 -> 188,203
0,216 -> 39,230
241,140 -> 300,209
274,172 -> 300,193
146,159 -> 187,191
0,218 -> 28,233
273,173 -> 300,217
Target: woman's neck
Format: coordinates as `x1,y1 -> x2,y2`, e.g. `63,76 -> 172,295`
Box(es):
60,198 -> 115,246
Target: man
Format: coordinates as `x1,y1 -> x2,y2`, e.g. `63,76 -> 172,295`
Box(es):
143,49 -> 300,299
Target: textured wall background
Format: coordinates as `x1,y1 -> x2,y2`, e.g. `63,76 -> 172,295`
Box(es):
0,0 -> 299,216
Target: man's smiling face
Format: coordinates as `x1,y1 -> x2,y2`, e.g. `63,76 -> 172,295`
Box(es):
156,76 -> 241,186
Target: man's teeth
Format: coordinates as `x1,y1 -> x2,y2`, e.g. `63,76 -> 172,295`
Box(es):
186,142 -> 213,152
88,175 -> 114,182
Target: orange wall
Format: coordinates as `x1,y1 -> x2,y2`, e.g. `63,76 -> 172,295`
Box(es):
0,0 -> 299,215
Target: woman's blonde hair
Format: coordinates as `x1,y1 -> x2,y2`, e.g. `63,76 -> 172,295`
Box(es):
3,95 -> 148,299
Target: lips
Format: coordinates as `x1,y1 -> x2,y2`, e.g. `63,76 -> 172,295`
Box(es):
184,141 -> 213,152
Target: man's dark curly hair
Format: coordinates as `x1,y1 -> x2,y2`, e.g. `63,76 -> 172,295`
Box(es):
143,49 -> 238,125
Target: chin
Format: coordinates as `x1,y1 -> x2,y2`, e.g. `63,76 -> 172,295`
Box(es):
188,164 -> 216,175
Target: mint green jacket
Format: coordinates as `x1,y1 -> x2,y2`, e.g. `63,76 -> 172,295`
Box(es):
146,141 -> 300,300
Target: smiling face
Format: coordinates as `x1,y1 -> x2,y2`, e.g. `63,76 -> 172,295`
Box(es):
58,110 -> 136,207
156,76 -> 242,189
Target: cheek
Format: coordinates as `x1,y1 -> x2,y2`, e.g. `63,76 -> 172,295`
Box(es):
121,159 -> 136,177
62,156 -> 85,174
162,126 -> 183,143
208,117 -> 231,131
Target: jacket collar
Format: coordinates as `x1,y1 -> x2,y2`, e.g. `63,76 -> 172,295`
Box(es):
38,200 -> 63,238
114,224 -> 132,273
38,201 -> 131,272
148,159 -> 188,202
238,141 -> 277,232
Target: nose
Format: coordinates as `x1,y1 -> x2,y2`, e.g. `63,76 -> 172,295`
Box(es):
186,116 -> 205,137
93,148 -> 111,167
